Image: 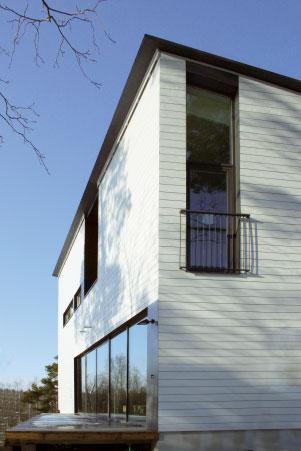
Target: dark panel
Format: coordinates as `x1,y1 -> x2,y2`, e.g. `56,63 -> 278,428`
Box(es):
84,198 -> 98,295
187,61 -> 238,97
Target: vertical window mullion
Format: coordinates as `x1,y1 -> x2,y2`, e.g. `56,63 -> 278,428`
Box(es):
95,348 -> 98,414
126,327 -> 129,422
108,339 -> 111,419
85,355 -> 87,412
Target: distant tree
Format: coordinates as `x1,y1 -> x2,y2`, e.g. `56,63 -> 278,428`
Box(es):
21,357 -> 58,413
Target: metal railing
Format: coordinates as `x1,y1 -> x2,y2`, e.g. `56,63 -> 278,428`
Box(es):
180,210 -> 251,273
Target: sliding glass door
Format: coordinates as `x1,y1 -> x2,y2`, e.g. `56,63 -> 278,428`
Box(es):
77,316 -> 148,422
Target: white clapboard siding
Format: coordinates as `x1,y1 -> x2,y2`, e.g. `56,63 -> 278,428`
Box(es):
58,61 -> 160,413
158,56 -> 301,432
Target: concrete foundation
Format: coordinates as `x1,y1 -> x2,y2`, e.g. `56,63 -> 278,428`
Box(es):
154,429 -> 301,451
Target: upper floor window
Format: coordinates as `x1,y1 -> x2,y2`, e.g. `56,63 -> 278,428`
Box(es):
63,286 -> 81,326
84,197 -> 98,295
187,85 -> 232,166
186,85 -> 243,272
73,286 -> 81,311
63,300 -> 73,326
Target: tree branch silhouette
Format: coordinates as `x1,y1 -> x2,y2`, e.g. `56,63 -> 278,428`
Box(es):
0,1 -> 115,172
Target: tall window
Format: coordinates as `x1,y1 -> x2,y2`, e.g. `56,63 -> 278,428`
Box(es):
111,331 -> 127,419
76,315 -> 148,422
128,324 -> 147,418
96,342 -> 109,415
86,349 -> 97,412
186,86 -> 235,270
84,197 -> 98,295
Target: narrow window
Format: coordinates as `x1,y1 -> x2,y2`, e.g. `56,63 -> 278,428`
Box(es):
86,349 -> 97,412
186,86 -> 236,271
80,355 -> 87,412
110,331 -> 127,420
63,300 -> 74,326
73,286 -> 81,311
128,323 -> 147,419
96,342 -> 109,415
84,197 -> 98,295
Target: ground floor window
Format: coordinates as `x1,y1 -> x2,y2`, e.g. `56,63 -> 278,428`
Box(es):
76,313 -> 147,422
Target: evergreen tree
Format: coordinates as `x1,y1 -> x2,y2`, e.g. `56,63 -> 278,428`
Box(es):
21,358 -> 58,413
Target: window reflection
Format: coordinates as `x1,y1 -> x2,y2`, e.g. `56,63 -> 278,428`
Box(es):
110,331 -> 127,419
186,86 -> 233,271
187,86 -> 231,165
80,355 -> 86,412
96,342 -> 109,415
128,324 -> 147,418
77,316 -> 148,422
86,349 -> 96,412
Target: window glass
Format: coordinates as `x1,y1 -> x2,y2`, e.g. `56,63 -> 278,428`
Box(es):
76,315 -> 148,420
80,355 -> 87,412
74,287 -> 81,310
128,323 -> 147,419
86,349 -> 96,412
189,168 -> 227,213
110,331 -> 127,418
63,301 -> 73,326
96,342 -> 109,415
187,86 -> 231,164
84,197 -> 98,295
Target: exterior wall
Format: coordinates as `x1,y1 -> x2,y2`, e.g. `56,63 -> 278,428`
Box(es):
158,56 -> 301,432
58,60 -> 160,413
58,221 -> 84,412
155,429 -> 301,451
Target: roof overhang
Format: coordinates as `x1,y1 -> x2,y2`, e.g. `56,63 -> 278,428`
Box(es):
53,34 -> 301,277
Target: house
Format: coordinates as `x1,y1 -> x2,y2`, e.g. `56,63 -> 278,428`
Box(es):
6,35 -> 301,450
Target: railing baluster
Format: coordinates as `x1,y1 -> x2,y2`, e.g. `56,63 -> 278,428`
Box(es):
219,214 -> 222,269
181,210 -> 250,273
203,214 -> 205,269
215,215 -> 217,269
194,215 -> 199,266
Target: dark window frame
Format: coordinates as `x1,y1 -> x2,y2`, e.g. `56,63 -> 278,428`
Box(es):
186,81 -> 239,273
73,286 -> 82,311
63,286 -> 82,326
63,300 -> 74,326
84,196 -> 99,296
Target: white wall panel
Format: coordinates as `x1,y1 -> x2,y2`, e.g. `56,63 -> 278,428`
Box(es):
58,61 -> 160,413
158,61 -> 301,432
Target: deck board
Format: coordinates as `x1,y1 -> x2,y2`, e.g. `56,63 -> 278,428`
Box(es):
5,414 -> 158,445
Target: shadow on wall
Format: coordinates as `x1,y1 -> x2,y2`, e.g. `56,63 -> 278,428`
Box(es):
74,136 -> 151,350
158,288 -> 301,442
242,179 -> 301,278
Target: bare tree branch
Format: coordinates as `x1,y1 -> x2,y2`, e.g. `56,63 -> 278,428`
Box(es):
0,0 -> 115,172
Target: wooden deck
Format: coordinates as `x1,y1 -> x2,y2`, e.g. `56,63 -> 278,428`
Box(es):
5,413 -> 158,447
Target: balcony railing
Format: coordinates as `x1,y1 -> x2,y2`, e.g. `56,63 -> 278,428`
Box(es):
180,210 -> 251,273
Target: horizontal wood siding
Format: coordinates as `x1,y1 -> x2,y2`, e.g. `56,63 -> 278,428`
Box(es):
158,58 -> 301,432
58,62 -> 160,413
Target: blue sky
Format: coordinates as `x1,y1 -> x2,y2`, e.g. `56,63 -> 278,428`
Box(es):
0,0 -> 300,386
